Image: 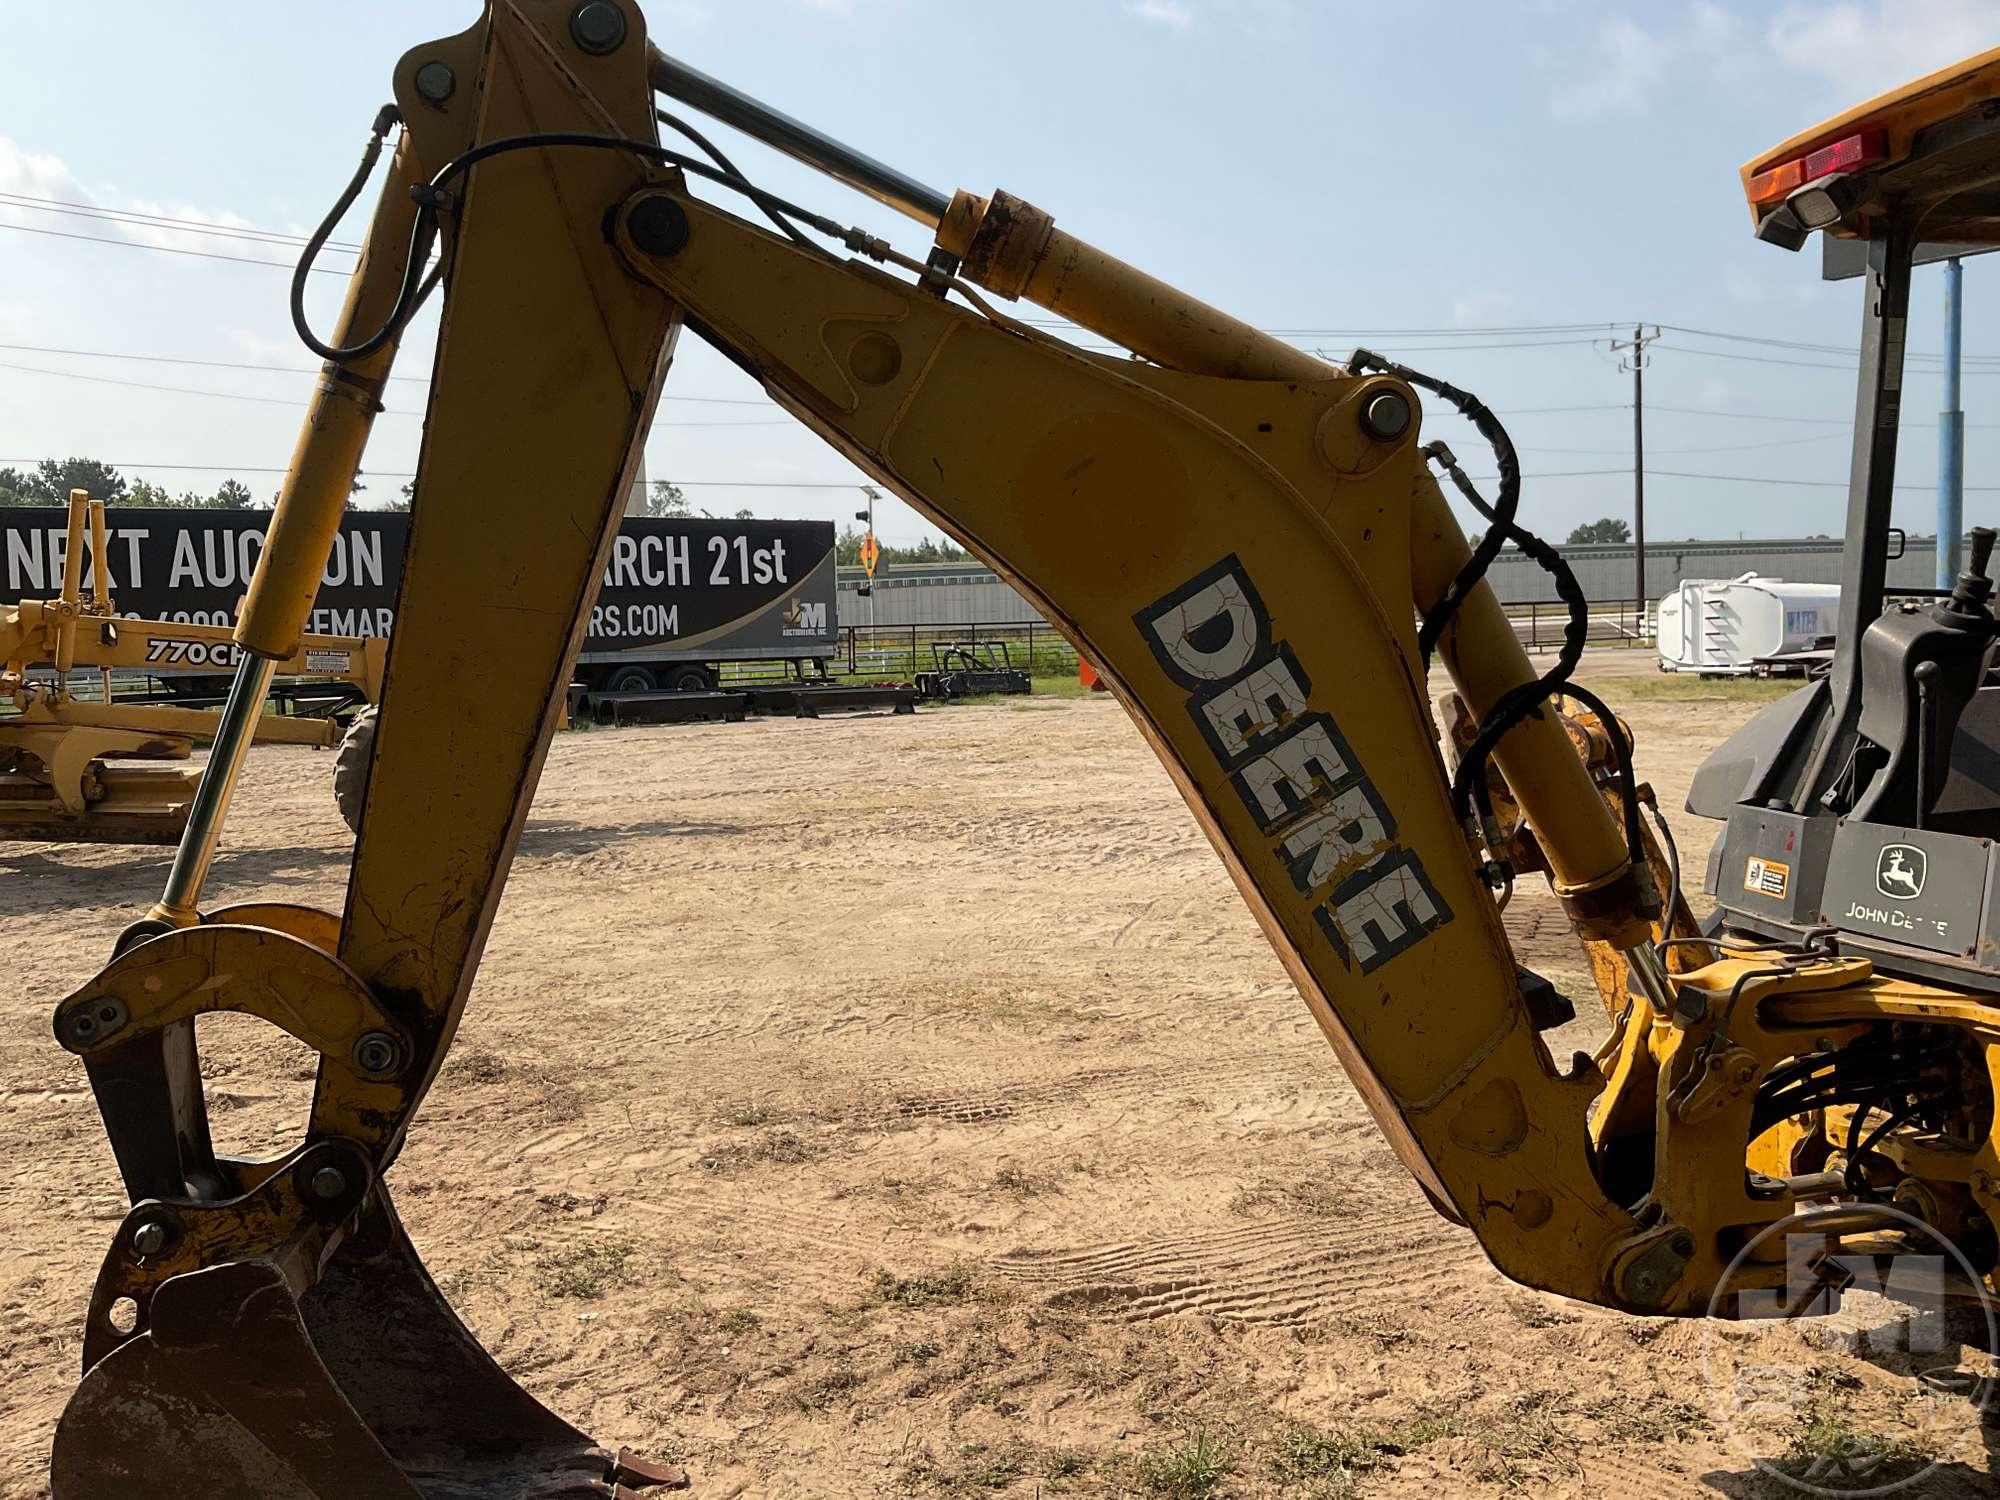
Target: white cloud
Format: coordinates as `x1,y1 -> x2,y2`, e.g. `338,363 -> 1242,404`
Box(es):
0,138 -> 277,265
1451,291 -> 1520,327
119,198 -> 263,253
1126,0 -> 1195,30
1546,4 -> 1762,117
227,329 -> 311,370
1768,0 -> 1994,96
0,137 -> 82,201
1551,17 -> 1667,116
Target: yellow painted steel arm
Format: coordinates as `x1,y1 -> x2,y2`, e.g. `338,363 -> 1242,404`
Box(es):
601,187 -> 1660,1300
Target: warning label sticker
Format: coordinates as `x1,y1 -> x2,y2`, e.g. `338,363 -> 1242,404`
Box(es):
1744,856 -> 1790,899
304,650 -> 353,674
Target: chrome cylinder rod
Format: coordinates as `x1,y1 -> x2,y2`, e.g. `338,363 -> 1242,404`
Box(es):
646,44 -> 949,226
1626,944 -> 1677,1015
150,654 -> 278,924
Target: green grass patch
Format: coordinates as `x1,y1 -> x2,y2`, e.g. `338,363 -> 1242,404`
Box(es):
948,673 -> 1095,706
1770,1411 -> 1934,1488
868,1264 -> 979,1307
900,1442 -> 1035,1495
532,1238 -> 639,1300
1271,1416 -> 1461,1492
1137,1428 -> 1234,1499
1603,675 -> 1803,704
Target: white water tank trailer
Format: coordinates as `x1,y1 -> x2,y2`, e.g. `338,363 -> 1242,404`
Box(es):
1656,573 -> 1841,676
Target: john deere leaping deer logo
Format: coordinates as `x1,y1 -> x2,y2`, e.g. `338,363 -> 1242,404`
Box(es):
1877,843 -> 1927,900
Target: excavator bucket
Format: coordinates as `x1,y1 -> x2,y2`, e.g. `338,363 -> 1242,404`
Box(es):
47,3 -> 693,1491
52,1190 -> 684,1497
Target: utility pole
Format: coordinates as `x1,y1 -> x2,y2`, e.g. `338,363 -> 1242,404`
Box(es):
1938,257 -> 1965,589
854,484 -> 880,631
1612,325 -> 1660,630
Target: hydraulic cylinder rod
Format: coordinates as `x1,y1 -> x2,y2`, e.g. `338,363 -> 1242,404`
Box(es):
236,131 -> 425,659
646,45 -> 949,226
150,654 -> 278,924
147,129 -> 424,926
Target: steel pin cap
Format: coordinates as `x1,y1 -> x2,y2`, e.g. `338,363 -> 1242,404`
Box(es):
1361,389 -> 1412,442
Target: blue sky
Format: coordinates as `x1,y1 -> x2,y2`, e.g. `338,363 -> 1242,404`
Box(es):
0,0 -> 1994,548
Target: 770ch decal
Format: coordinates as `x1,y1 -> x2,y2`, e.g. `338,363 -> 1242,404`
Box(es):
1136,555 -> 1452,974
144,637 -> 240,667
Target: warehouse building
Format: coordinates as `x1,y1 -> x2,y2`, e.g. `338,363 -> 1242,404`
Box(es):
837,536 -> 1961,627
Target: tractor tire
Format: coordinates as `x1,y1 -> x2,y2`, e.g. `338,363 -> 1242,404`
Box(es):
333,705 -> 377,835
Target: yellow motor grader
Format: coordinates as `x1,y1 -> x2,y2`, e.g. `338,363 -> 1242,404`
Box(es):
33,8 -> 2000,1495
2,489 -> 385,843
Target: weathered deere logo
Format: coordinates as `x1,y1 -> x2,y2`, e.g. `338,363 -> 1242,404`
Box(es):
1136,555 -> 1452,974
1876,843 -> 1927,900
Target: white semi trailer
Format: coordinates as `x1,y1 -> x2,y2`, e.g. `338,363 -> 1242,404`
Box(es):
1656,573 -> 1840,676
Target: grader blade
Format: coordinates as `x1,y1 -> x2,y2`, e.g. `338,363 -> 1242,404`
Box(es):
0,763 -> 197,845
52,1188 -> 686,1498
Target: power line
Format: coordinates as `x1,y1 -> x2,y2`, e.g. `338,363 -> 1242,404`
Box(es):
0,359 -> 796,425
0,460 -> 875,488
1460,468 -> 2000,492
1660,321 -> 2000,366
0,341 -> 778,405
0,192 -> 361,254
1521,430 -> 1845,456
1653,341 -> 1996,375
0,220 -> 352,276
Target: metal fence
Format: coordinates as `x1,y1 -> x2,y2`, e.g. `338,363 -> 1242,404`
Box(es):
717,608 -> 1659,686
1509,598 -> 1654,654
831,621 -> 1083,680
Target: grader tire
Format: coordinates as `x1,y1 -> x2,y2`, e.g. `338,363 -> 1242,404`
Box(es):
333,705 -> 377,835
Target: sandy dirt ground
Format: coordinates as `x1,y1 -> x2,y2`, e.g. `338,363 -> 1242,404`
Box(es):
3,660 -> 1997,1498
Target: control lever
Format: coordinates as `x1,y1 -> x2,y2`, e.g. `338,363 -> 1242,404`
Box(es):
1947,525 -> 1997,617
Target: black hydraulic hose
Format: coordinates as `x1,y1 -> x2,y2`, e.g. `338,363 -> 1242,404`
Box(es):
656,107 -> 810,246
290,105 -> 442,365
1349,350 -> 1520,667
1845,1096 -> 1934,1199
1344,352 -> 1632,867
292,121 -> 856,367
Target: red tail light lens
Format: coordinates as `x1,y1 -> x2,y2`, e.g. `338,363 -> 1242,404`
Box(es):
1803,128 -> 1888,181
1749,128 -> 1890,206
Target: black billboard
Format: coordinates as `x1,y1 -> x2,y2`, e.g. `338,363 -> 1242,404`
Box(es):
1,508 -> 837,662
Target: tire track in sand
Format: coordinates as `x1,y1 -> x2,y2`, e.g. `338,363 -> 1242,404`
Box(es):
985,1208 -> 1476,1325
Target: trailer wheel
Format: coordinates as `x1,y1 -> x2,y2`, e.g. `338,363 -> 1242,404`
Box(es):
666,665 -> 712,693
603,664 -> 657,693
333,705 -> 377,835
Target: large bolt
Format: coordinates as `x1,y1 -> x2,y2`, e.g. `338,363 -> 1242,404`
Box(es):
1360,389 -> 1412,442
627,195 -> 691,258
310,1166 -> 349,1202
352,1031 -> 402,1077
570,1 -> 628,55
414,60 -> 457,104
131,1221 -> 168,1257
